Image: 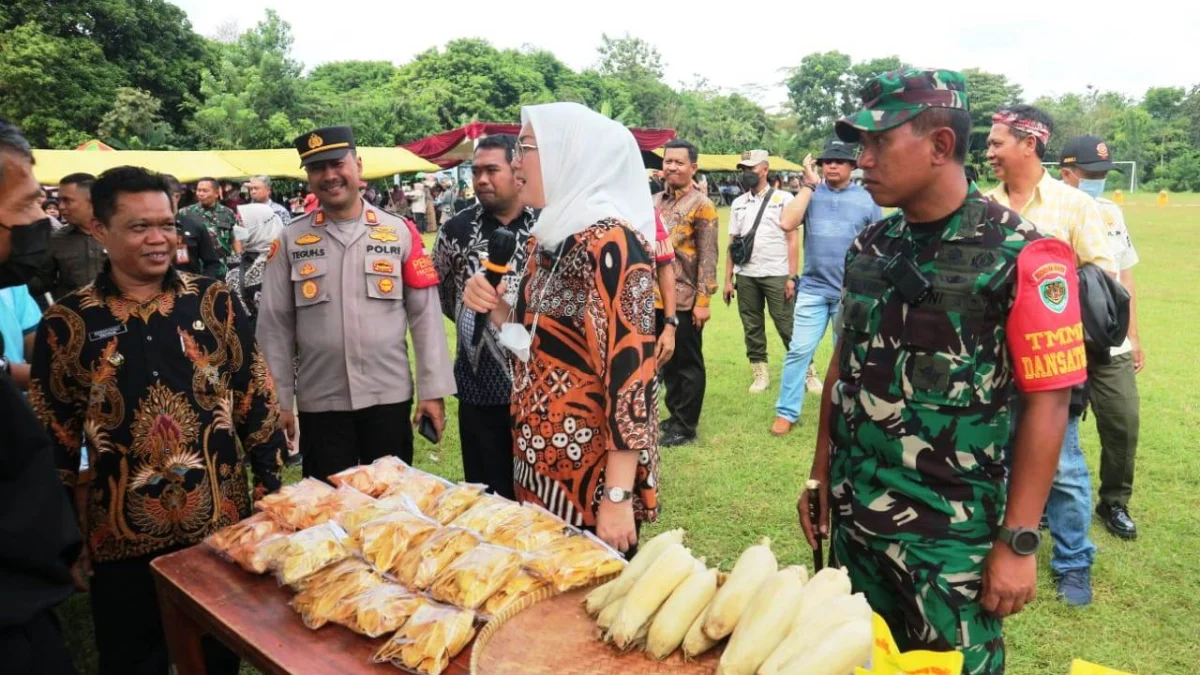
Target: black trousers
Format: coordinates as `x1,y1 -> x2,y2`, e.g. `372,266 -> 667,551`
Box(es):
458,401 -> 516,500
657,309 -> 706,436
0,609 -> 77,675
90,550 -> 238,675
299,401 -> 414,481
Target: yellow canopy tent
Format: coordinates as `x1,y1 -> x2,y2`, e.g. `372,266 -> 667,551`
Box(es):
652,149 -> 803,172
32,147 -> 438,184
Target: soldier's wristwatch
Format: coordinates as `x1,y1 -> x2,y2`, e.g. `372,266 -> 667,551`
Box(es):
604,487 -> 632,504
663,315 -> 680,328
998,526 -> 1041,556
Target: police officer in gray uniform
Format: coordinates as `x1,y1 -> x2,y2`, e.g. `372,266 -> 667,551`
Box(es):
256,126 -> 455,479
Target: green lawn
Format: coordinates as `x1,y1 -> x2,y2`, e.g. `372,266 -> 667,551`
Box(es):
58,191 -> 1200,674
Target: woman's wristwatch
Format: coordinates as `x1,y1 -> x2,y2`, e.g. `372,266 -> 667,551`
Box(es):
605,487 -> 632,503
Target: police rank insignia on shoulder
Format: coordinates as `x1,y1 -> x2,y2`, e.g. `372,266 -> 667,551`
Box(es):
267,238 -> 280,262
377,277 -> 395,294
369,226 -> 399,243
296,233 -> 322,245
299,262 -> 317,276
314,211 -> 326,226
301,280 -> 319,299
365,210 -> 378,225
372,259 -> 395,274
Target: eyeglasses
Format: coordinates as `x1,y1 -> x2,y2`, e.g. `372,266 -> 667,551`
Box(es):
515,142 -> 538,162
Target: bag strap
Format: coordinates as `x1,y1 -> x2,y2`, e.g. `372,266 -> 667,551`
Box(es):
741,188 -> 774,240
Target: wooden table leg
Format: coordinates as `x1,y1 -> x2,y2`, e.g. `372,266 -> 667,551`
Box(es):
156,583 -> 208,675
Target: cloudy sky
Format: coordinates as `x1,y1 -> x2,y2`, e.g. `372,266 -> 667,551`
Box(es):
173,0 -> 1199,111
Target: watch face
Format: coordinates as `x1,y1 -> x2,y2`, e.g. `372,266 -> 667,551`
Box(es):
608,487 -> 628,502
1013,529 -> 1040,554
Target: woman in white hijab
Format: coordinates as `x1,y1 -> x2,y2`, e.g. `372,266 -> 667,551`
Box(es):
464,102 -> 659,556
227,203 -> 284,326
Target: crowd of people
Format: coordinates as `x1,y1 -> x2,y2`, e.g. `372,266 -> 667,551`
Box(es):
0,66 -> 1146,675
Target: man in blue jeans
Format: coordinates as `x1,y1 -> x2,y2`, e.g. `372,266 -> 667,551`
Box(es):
772,138 -> 880,435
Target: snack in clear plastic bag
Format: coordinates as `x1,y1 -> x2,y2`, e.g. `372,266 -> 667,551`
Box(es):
343,583 -> 433,637
247,533 -> 290,574
204,512 -> 289,573
395,527 -> 481,590
481,569 -> 550,617
486,505 -> 571,552
429,543 -> 523,610
526,531 -> 627,592
355,509 -> 442,576
272,522 -> 353,586
373,604 -> 477,675
336,499 -> 399,537
378,469 -> 453,514
291,559 -> 384,629
301,485 -> 377,529
256,478 -> 336,530
447,495 -> 524,537
329,456 -> 410,497
426,483 -> 486,524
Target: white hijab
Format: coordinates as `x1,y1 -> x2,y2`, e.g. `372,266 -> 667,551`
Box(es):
235,203 -> 284,254
521,102 -> 655,249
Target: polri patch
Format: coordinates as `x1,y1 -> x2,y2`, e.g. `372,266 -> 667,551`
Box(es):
301,280 -> 319,299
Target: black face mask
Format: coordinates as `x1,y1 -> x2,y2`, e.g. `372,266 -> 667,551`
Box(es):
0,217 -> 52,289
739,171 -> 761,191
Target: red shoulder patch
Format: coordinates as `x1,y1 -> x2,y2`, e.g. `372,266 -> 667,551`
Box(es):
1006,238 -> 1087,393
266,238 -> 280,263
401,218 -> 438,289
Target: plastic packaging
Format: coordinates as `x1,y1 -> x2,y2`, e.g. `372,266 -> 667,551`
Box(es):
447,495 -> 524,537
481,568 -> 549,617
290,559 -> 384,629
329,455 -> 410,497
485,504 -> 571,552
256,478 -> 336,530
355,509 -> 442,576
426,483 -> 487,524
525,531 -> 627,592
204,512 -> 289,573
428,543 -> 524,610
378,469 -> 454,514
372,604 -> 477,675
395,527 -> 481,590
301,485 -> 377,529
271,521 -> 353,586
336,500 -> 399,537
342,583 -> 433,638
247,533 -> 290,575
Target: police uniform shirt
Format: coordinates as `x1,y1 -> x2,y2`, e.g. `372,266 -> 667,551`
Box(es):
728,186 -> 793,277
256,200 -> 456,413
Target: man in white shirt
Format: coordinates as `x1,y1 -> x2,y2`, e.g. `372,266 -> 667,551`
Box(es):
723,149 -> 798,393
1059,135 -> 1142,541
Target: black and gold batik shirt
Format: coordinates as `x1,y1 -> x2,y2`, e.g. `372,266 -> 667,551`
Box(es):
29,263 -> 284,563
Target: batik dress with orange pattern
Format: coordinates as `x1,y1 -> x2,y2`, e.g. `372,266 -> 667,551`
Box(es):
509,219 -> 660,527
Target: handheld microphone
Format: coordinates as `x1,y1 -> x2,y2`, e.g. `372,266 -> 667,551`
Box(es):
472,228 -> 518,346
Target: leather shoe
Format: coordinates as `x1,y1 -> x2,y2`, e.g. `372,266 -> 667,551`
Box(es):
1055,569 -> 1093,607
661,430 -> 696,447
285,450 -> 304,467
660,418 -> 678,434
1096,502 -> 1138,540
770,416 -> 794,436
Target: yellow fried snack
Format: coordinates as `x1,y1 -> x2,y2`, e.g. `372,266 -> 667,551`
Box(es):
256,478 -> 336,530
428,543 -> 523,610
204,512 -> 289,573
247,533 -> 290,574
447,495 -> 524,537
291,559 -> 384,629
481,569 -> 550,617
525,532 -> 627,592
272,522 -> 353,586
299,485 -> 377,530
354,510 -> 441,575
373,604 -> 477,675
343,583 -> 433,637
336,500 -> 398,537
329,456 -> 410,497
485,506 -> 571,552
426,483 -> 486,524
378,470 -> 452,514
395,527 -> 481,590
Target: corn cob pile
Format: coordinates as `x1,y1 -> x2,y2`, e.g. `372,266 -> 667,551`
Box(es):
584,530 -> 874,675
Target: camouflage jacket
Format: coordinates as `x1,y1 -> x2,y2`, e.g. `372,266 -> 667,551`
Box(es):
179,202 -> 239,273
830,186 -> 1085,544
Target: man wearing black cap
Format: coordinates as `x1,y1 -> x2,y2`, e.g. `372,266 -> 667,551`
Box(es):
772,138 -> 881,436
1060,135 -> 1143,540
257,126 -> 456,480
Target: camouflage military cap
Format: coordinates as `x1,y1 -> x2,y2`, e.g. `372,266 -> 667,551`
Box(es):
835,69 -> 969,143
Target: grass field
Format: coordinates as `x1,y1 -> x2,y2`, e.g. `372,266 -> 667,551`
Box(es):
58,191 -> 1200,674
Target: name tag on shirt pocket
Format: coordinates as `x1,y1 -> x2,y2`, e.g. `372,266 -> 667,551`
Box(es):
364,255 -> 403,301
292,257 -> 330,307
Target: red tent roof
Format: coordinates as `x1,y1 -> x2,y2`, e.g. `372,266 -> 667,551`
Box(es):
402,121 -> 675,168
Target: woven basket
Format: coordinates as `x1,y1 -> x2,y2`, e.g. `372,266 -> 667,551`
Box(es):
470,575 -> 724,674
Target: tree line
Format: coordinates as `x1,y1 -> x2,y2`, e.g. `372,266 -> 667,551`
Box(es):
2,1 -> 1198,190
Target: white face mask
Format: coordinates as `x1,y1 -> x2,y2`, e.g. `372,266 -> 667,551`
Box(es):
498,322 -> 531,362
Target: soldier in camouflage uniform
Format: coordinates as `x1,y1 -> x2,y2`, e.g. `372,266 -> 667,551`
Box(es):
178,177 -> 238,275
798,69 -> 1087,675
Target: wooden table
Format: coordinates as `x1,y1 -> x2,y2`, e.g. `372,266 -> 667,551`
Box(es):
151,545 -> 471,675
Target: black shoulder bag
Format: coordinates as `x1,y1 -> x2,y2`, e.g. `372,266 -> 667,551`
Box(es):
728,188 -> 775,266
